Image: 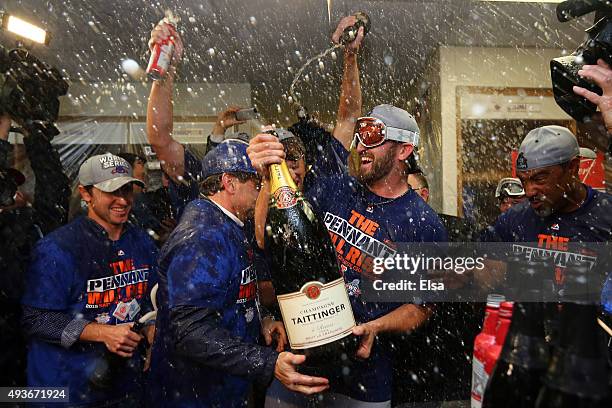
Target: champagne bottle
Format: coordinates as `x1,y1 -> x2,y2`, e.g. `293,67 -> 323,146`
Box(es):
265,142 -> 357,376
482,257 -> 549,408
536,260 -> 611,408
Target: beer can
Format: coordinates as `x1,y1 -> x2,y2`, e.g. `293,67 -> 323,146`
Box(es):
146,22 -> 176,81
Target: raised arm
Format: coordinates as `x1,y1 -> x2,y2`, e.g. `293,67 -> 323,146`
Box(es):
146,22 -> 185,182
204,106 -> 247,155
332,16 -> 364,150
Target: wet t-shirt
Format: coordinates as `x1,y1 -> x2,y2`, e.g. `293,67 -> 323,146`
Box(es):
22,217 -> 158,406
150,199 -> 260,407
306,174 -> 448,402
482,186 -> 612,315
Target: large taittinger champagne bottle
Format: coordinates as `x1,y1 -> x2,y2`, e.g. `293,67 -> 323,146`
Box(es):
265,145 -> 357,375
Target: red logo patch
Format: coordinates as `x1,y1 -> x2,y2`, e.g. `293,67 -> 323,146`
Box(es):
305,284 -> 321,300
273,186 -> 298,209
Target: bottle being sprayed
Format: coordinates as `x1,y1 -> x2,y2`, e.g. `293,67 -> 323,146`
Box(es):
288,12 -> 371,110
338,11 -> 371,45
147,10 -> 179,81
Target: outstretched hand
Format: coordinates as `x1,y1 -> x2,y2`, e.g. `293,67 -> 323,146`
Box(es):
274,352 -> 329,395
575,59 -> 612,132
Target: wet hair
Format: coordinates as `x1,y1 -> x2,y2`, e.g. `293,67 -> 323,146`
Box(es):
281,137 -> 306,161
200,172 -> 258,196
408,173 -> 428,189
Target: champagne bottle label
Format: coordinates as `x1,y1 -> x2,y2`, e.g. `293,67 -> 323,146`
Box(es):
272,186 -> 298,209
277,278 -> 356,349
269,162 -> 299,209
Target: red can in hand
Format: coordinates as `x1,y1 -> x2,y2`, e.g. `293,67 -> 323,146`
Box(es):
146,21 -> 176,80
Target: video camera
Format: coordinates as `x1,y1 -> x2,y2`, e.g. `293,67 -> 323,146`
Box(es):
551,0 -> 612,122
0,43 -> 68,126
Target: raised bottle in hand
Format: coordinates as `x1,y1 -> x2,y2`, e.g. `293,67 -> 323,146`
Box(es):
265,131 -> 356,375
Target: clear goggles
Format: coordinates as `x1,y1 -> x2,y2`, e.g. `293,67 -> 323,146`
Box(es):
495,178 -> 525,198
353,116 -> 420,148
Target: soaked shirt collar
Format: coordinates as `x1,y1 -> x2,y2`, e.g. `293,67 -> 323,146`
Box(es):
208,198 -> 244,227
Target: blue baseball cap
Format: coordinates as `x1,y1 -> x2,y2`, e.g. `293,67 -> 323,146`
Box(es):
201,139 -> 257,179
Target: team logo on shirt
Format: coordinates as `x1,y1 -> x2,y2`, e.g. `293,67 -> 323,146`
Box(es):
323,210 -> 396,277
346,279 -> 362,297
513,234 -> 597,284
95,312 -> 111,324
245,307 -> 255,323
237,264 -> 257,304
550,224 -> 560,231
85,258 -> 150,309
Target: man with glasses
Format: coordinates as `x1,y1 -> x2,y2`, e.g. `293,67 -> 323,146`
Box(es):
248,104 -> 447,407
148,140 -> 330,407
495,177 -> 526,213
21,153 -> 158,406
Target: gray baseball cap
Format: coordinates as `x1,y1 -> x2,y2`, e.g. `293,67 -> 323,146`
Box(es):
516,125 -> 579,171
79,153 -> 145,192
367,104 -> 420,146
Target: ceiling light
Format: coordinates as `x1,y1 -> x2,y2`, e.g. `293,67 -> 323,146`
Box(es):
0,12 -> 50,45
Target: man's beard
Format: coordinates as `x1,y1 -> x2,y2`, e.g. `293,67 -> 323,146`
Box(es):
530,195 -> 553,218
349,147 -> 396,186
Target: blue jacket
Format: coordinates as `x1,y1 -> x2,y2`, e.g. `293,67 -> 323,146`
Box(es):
149,199 -> 277,408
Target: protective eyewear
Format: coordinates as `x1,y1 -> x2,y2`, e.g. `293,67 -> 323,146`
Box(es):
495,178 -> 525,199
353,117 -> 420,149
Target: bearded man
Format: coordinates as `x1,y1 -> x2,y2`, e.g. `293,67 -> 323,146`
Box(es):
248,104 -> 447,407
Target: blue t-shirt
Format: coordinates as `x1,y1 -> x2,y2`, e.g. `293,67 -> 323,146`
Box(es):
482,186 -> 612,243
22,217 -> 158,406
305,174 -> 448,402
482,186 -> 612,311
149,199 -> 261,407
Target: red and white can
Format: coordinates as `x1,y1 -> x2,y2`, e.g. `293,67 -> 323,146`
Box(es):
147,21 -> 176,80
